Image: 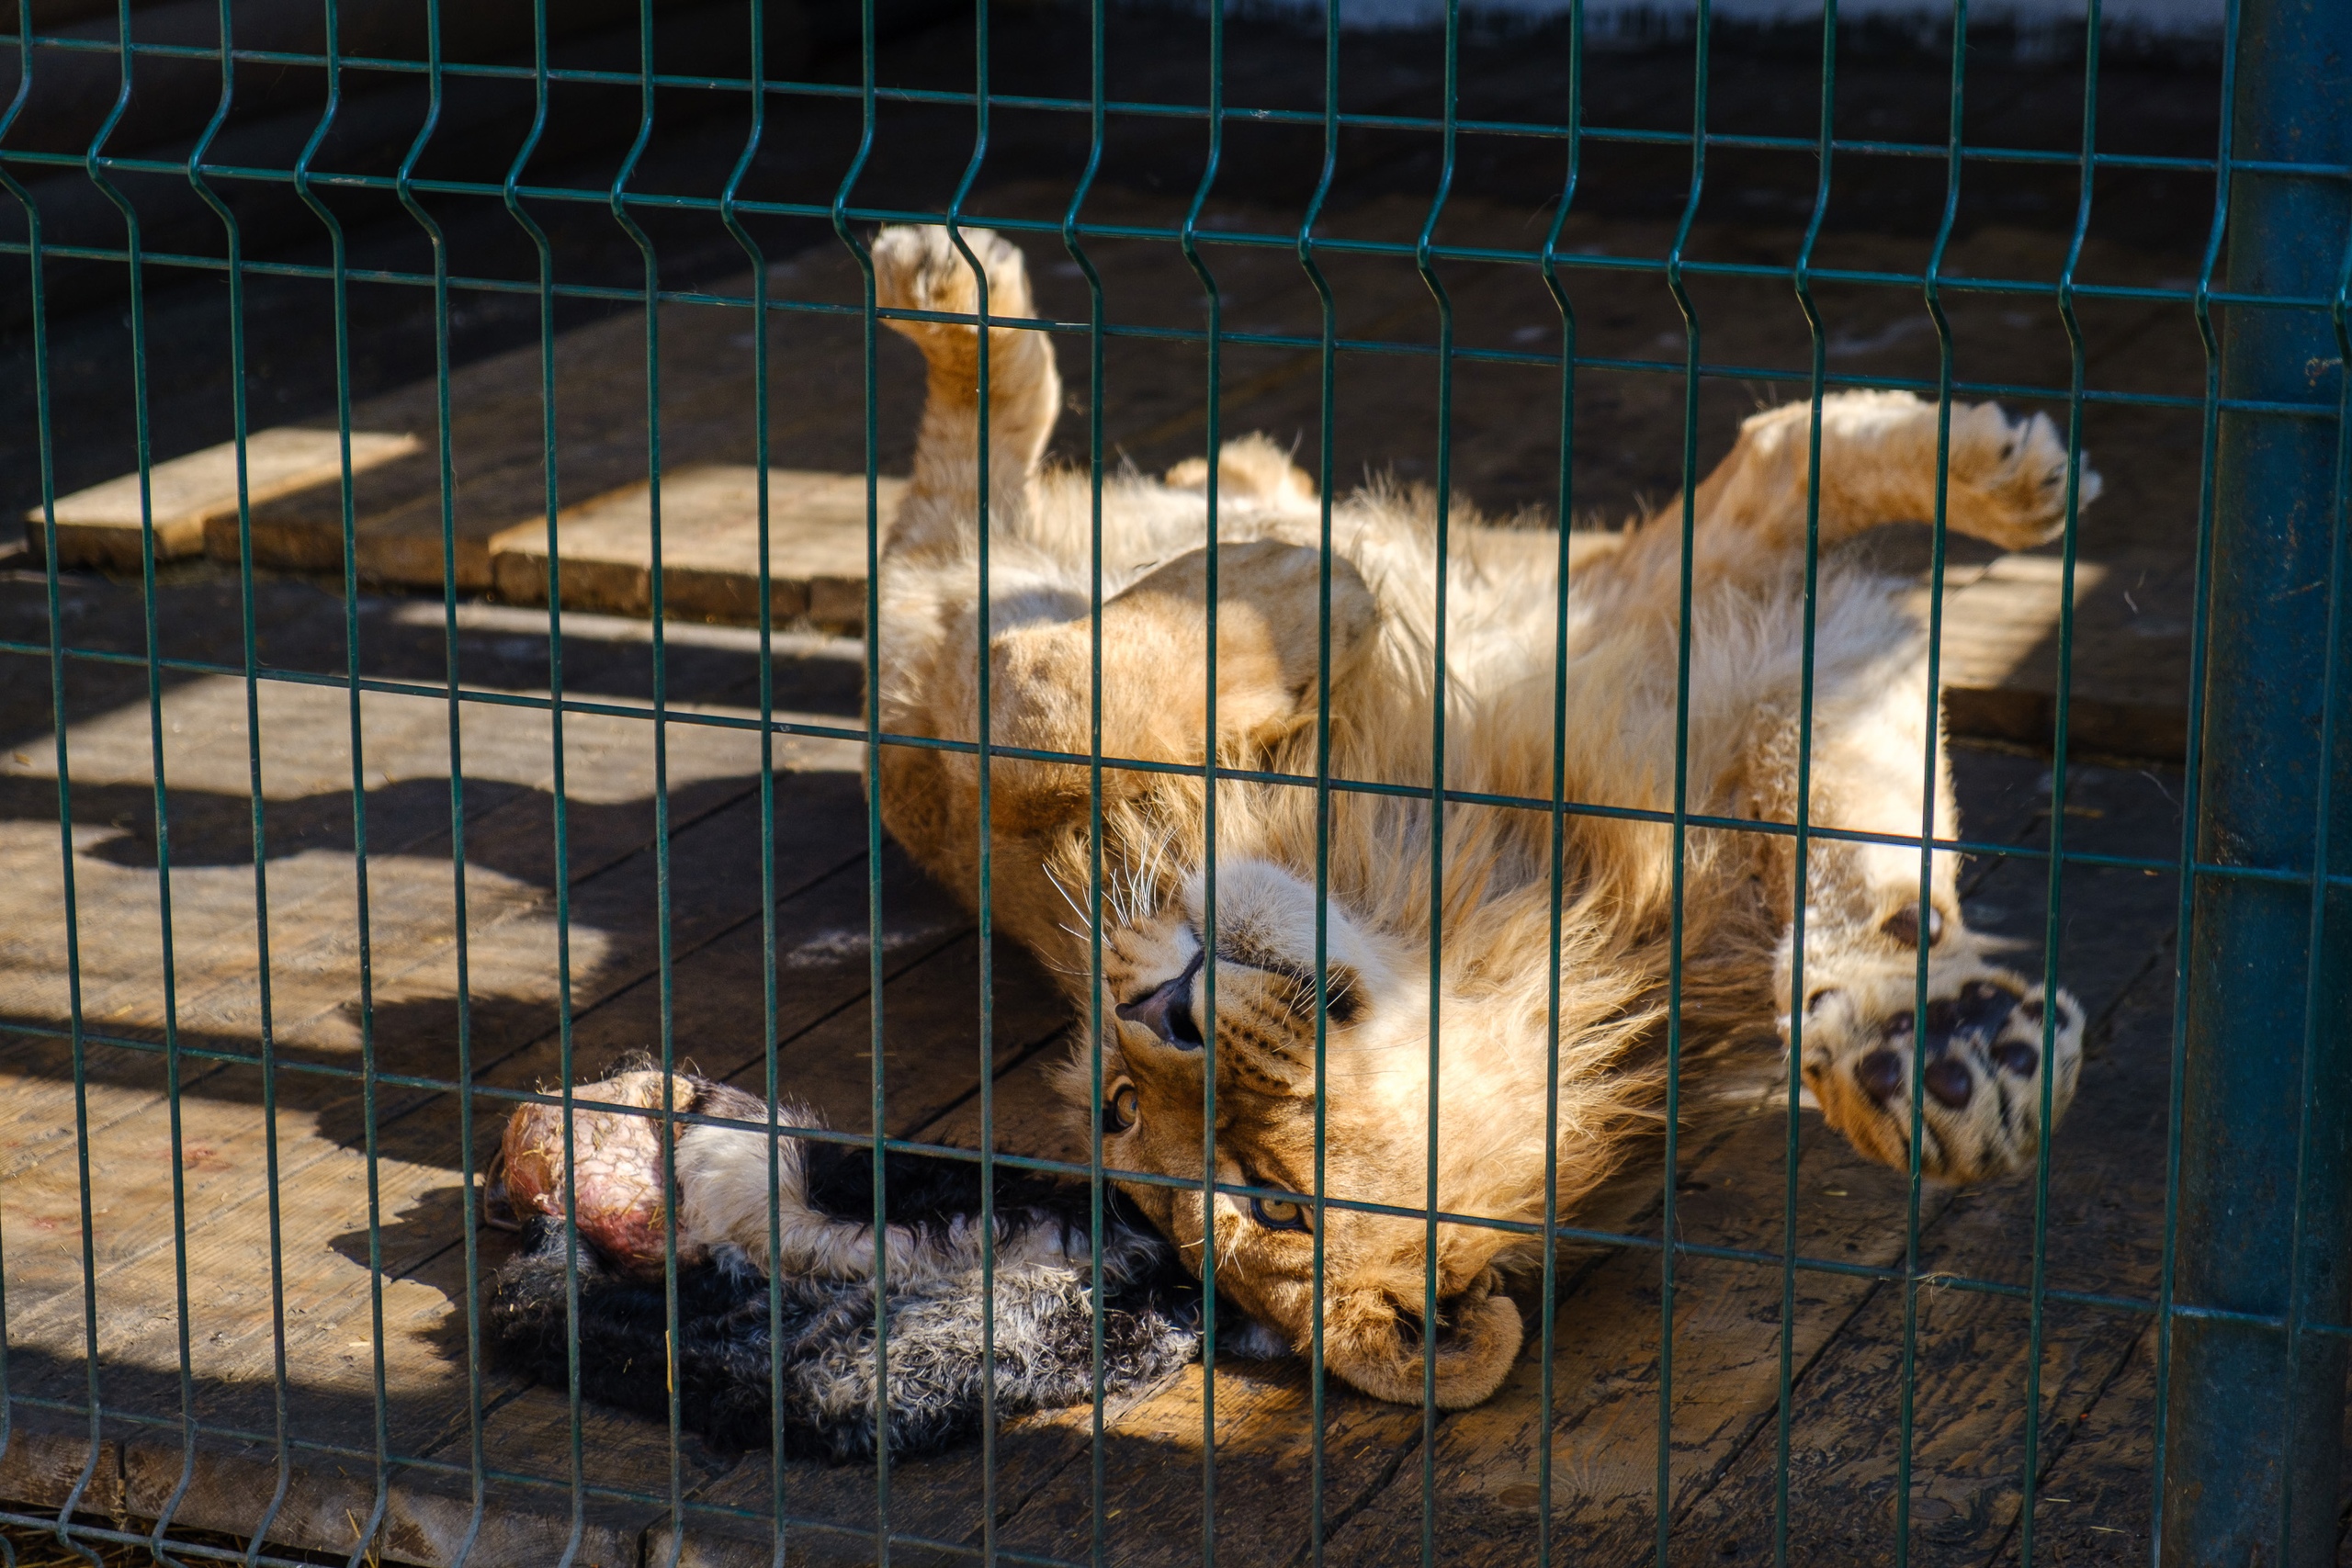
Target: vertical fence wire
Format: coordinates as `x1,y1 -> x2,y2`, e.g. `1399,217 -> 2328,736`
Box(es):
1,15 -> 107,1564
1409,7 -> 1460,1558
1657,1 -> 1713,1555
287,7 -> 398,1558
2149,5 -> 2237,1553
943,0 -> 1002,1550
1052,0 -> 1114,1556
1295,0 -> 1340,1548
713,7 -> 788,1553
1532,6 -> 1585,1562
393,2 -> 492,1557
0,3 -> 28,1510
602,3 -> 693,1554
1778,1 -> 1838,1558
187,0 -> 300,1553
1900,2 -> 1971,1554
490,4 -> 596,1557
82,4 -> 205,1557
2019,2 -> 2105,1557
821,0 -> 892,1550
1177,13 -> 1227,1553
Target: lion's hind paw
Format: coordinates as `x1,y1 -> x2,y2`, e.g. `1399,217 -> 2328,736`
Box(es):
872,222 -> 1036,361
1945,400 -> 2102,550
1800,964 -> 2083,1185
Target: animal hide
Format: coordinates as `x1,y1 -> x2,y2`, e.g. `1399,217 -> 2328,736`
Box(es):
482,1069 -> 1204,1460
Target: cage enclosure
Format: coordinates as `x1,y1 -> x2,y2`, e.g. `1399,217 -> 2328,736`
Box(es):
1,0 -> 2347,1562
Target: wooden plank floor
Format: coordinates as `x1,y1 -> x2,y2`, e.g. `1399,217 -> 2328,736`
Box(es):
0,545 -> 2214,1567
0,166 -> 2244,1564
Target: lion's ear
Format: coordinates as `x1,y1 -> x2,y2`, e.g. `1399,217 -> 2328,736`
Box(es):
1110,540 -> 1377,758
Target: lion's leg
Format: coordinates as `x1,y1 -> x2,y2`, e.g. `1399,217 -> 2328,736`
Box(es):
1601,390 -> 2098,601
983,540 -> 1379,798
1758,646 -> 2085,1185
872,223 -> 1062,562
881,536 -> 1379,966
1162,431 -> 1319,511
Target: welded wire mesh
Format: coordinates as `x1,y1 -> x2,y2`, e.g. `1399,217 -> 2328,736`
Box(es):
1,0 -> 2348,1564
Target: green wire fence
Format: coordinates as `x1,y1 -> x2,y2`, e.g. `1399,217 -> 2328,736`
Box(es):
1,0 -> 2348,1563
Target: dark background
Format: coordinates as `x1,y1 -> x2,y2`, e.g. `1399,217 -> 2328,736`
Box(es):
1,0 -> 2223,531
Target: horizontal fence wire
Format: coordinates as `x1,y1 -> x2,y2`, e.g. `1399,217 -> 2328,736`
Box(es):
2,29 -> 2349,185
0,1017 -> 2346,1348
14,633 -> 2352,891
3,228 -> 2347,428
10,189 -> 2352,315
3,0 -> 2347,1562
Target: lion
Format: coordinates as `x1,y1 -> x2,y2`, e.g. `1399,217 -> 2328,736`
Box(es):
863,222 -> 2089,1410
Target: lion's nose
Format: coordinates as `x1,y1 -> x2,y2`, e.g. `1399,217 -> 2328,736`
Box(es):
1116,950 -> 1205,1049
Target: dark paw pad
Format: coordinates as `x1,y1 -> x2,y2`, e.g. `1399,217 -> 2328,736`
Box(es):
1923,979 -> 2018,1042
1858,979 -> 2037,1110
1924,1056 -> 1974,1111
1991,1042 -> 2040,1077
1855,1048 -> 1905,1101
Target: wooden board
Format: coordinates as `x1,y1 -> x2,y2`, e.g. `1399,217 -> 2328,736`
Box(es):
1936,549 -> 2195,763
487,465 -> 908,633
25,426 -> 419,570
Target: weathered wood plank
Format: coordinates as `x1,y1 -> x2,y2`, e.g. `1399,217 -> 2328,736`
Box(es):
0,598 -> 919,1564
1943,971 -> 2182,1568
0,1412 -> 125,1528
25,427 -> 419,571
1937,549 -> 2195,764
1633,764 -> 2186,1567
487,465 -> 910,633
1661,955 -> 2177,1566
179,265 -> 910,597
0,623 -> 872,1091
0,841 -> 999,1567
1300,1102 -> 1971,1568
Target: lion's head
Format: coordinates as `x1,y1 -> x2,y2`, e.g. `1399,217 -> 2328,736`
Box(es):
1060,856 -> 1532,1409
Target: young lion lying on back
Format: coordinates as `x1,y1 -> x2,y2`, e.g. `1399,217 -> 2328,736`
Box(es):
866,222 -> 2089,1409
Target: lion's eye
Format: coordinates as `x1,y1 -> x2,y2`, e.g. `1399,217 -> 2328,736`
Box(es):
1104,1079 -> 1139,1134
1250,1193 -> 1311,1232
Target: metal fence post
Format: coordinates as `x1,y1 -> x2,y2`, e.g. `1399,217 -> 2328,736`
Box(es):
2165,1 -> 2352,1562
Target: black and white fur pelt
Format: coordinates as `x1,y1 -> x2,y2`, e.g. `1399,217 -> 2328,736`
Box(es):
485,1075 -> 1204,1461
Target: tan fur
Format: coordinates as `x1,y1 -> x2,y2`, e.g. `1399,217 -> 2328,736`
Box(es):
865,224 -> 2091,1409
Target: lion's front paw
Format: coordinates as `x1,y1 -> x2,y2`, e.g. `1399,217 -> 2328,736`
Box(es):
871,222 -> 1035,358
1798,964 -> 2083,1184
1943,399 -> 2102,549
